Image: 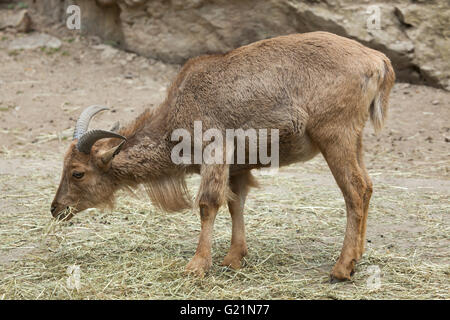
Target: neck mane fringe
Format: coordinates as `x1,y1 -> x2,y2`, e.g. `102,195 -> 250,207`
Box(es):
116,107 -> 192,213
143,174 -> 192,212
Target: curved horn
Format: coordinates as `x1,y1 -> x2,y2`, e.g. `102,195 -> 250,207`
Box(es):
76,129 -> 126,154
73,105 -> 109,139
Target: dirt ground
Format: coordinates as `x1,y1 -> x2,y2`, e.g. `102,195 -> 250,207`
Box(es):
0,15 -> 449,300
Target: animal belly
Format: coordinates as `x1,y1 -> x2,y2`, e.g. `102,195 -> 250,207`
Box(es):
279,132 -> 319,166
228,131 -> 319,175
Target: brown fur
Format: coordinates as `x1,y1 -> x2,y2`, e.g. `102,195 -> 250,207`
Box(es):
51,32 -> 395,281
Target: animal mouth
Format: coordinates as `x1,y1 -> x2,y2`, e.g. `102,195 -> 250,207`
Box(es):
54,206 -> 77,221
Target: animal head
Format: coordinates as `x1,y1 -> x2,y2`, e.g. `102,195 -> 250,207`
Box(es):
51,105 -> 126,220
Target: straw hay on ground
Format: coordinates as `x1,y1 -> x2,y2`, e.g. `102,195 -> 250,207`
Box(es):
0,152 -> 448,300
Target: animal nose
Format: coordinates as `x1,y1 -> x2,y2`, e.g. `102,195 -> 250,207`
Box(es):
50,205 -> 57,215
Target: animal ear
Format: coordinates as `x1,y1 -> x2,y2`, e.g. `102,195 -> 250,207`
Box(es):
100,140 -> 126,165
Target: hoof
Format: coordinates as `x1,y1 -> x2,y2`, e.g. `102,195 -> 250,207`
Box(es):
330,260 -> 355,282
221,246 -> 247,270
221,255 -> 243,270
185,255 -> 211,278
330,275 -> 349,284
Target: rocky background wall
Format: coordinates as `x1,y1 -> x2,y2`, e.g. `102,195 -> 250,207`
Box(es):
6,0 -> 450,90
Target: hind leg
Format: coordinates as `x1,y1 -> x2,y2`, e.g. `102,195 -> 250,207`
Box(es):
222,171 -> 255,269
356,133 -> 373,258
315,132 -> 369,281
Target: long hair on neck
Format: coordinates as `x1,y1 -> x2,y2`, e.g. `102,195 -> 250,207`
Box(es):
116,106 -> 192,212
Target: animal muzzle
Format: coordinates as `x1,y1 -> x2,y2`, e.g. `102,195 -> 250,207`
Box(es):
50,202 -> 76,221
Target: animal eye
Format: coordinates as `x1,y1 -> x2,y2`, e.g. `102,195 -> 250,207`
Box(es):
72,171 -> 84,179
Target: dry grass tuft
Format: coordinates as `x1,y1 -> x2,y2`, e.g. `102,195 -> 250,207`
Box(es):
0,153 -> 449,300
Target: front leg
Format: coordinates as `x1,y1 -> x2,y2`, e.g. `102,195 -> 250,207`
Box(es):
186,164 -> 230,277
186,204 -> 218,277
222,171 -> 256,269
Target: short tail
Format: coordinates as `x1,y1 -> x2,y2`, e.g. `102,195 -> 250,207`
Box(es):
370,57 -> 395,133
